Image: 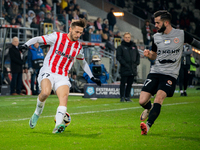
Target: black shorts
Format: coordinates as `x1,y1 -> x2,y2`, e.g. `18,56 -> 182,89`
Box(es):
142,73 -> 177,97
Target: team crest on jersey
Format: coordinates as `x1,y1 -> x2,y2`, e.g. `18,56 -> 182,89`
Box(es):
167,80 -> 172,85
174,37 -> 179,43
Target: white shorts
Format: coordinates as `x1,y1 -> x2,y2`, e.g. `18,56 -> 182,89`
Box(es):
37,71 -> 71,92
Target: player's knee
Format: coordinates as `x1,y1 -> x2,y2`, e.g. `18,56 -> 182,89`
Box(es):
139,99 -> 146,106
39,91 -> 51,100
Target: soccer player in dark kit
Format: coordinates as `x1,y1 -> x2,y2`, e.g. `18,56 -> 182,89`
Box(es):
139,10 -> 200,135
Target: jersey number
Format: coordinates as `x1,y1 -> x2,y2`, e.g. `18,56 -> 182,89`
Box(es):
42,73 -> 50,78
144,79 -> 152,86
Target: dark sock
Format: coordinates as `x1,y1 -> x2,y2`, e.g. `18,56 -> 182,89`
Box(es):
141,101 -> 151,109
147,103 -> 161,127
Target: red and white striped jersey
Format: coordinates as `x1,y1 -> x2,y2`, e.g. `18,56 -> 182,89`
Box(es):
41,32 -> 84,76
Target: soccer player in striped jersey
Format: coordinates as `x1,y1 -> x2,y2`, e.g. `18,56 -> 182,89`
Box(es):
19,19 -> 101,133
139,10 -> 200,135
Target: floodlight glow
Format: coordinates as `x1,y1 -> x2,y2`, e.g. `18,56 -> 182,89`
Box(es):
113,12 -> 124,17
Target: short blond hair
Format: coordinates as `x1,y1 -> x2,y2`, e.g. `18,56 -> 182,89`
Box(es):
123,32 -> 131,37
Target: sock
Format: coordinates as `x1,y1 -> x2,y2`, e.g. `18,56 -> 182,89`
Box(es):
147,103 -> 161,127
55,106 -> 67,127
34,97 -> 45,116
141,101 -> 152,110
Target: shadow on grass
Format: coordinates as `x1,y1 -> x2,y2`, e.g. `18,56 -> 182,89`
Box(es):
31,130 -> 102,138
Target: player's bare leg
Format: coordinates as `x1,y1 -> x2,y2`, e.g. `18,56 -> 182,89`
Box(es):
29,79 -> 52,129
52,85 -> 69,133
139,91 -> 153,121
140,90 -> 166,135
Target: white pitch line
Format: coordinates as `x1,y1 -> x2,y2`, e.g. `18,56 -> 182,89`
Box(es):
0,102 -> 191,123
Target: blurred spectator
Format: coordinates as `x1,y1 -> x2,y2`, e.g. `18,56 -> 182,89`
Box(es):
70,0 -> 78,10
28,10 -> 36,24
179,44 -> 192,96
67,9 -> 73,21
94,17 -> 102,31
189,53 -> 199,87
7,2 -> 19,23
141,20 -> 152,48
114,31 -> 122,39
72,10 -> 79,20
4,0 -> 12,11
18,2 -> 29,14
107,8 -> 116,32
16,15 -> 23,27
58,10 -> 67,24
83,55 -> 109,84
105,35 -> 115,53
68,71 -> 82,93
9,37 -> 26,95
102,18 -> 109,31
82,25 -> 95,41
28,43 -> 44,95
100,29 -> 109,42
33,4 -> 41,15
30,17 -> 40,36
37,11 -> 45,24
44,12 -> 53,23
79,12 -> 87,20
61,0 -> 70,11
10,18 -> 18,37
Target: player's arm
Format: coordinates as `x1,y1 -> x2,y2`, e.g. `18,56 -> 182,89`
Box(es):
184,31 -> 200,49
76,49 -> 101,86
144,39 -> 157,60
19,32 -> 57,51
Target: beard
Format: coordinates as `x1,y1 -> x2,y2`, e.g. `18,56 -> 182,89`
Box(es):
157,24 -> 166,33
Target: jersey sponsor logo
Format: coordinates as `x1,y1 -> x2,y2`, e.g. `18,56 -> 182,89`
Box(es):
158,59 -> 176,64
55,50 -> 75,61
132,47 -> 135,49
164,39 -> 171,44
157,49 -> 180,55
174,37 -> 179,43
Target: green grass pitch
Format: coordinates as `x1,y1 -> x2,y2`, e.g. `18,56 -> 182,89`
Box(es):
0,87 -> 199,150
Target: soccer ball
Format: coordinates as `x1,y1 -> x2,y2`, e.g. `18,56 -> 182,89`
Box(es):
54,112 -> 71,127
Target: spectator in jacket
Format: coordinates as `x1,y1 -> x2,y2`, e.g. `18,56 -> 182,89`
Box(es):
179,44 -> 192,96
116,32 -> 140,102
9,37 -> 26,95
107,8 -> 116,32
83,55 -> 109,84
28,43 -> 44,95
94,17 -> 102,31
141,20 -> 152,48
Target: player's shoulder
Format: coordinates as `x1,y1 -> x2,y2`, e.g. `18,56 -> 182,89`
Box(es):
171,28 -> 184,35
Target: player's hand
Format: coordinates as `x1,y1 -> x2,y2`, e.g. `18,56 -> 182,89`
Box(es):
143,49 -> 150,58
19,44 -> 28,53
91,77 -> 101,86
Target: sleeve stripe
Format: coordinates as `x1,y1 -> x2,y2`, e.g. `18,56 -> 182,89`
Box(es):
41,36 -> 47,45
